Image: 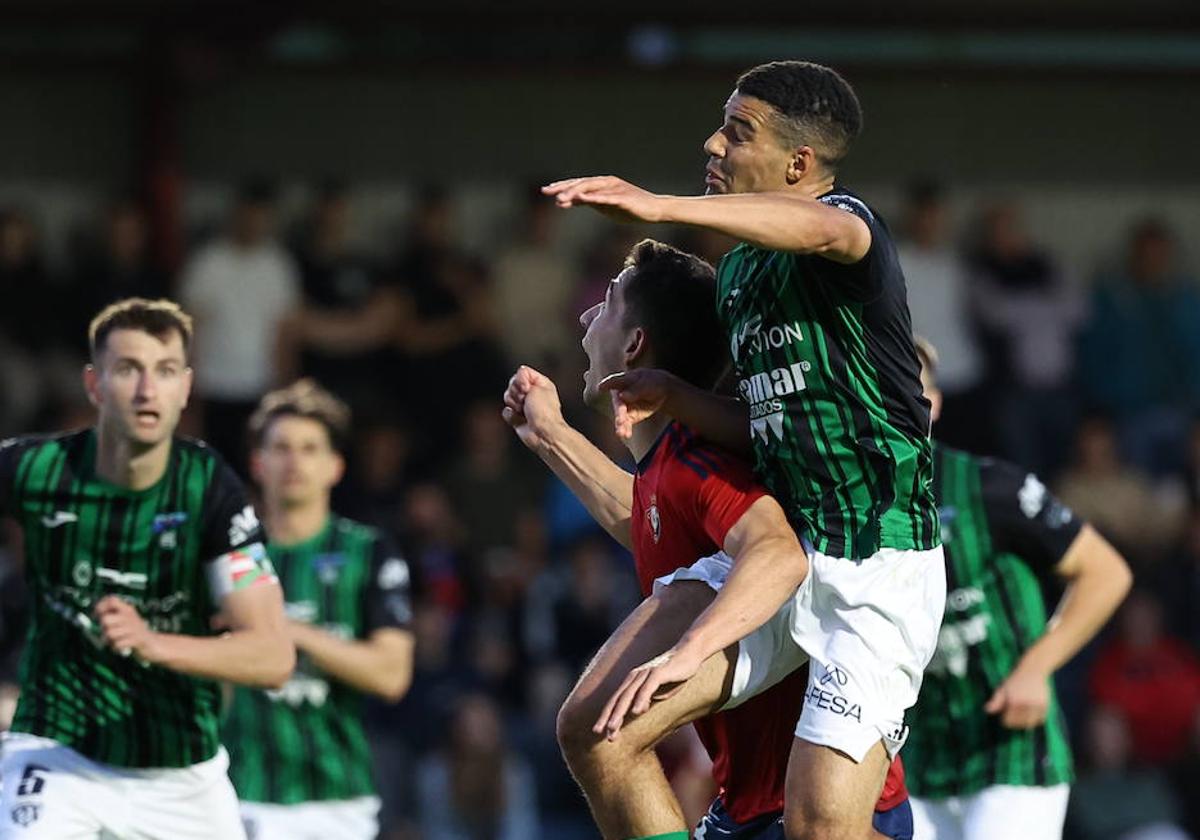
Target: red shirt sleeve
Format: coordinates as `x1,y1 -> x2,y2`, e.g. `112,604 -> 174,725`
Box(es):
693,451 -> 767,550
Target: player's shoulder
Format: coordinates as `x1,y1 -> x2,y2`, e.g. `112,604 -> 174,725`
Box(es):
1,428 -> 85,455
817,186 -> 878,223
668,423 -> 758,485
173,435 -> 235,473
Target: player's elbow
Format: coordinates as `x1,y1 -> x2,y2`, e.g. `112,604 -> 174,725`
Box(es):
374,664 -> 413,703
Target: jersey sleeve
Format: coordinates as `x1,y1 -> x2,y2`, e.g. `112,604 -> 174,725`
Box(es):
691,450 -> 769,549
199,459 -> 277,603
363,531 -> 413,634
978,458 -> 1084,575
802,192 -> 895,303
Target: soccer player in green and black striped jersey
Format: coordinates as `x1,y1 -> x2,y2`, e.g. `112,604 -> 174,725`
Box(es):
546,60 -> 944,837
0,298 -> 293,840
904,338 -> 1131,840
223,379 -> 414,840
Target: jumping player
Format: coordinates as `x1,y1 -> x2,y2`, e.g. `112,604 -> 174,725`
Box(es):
904,339 -> 1131,840
0,298 -> 293,839
544,61 -> 944,837
223,380 -> 415,840
503,240 -> 912,840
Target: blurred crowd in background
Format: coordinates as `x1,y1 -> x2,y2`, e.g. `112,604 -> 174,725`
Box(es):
1,177 -> 1199,840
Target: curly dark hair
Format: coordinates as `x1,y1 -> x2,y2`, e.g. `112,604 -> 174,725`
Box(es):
619,239 -> 728,390
735,60 -> 863,171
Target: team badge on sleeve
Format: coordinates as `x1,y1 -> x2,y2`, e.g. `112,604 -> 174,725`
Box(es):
207,542 -> 278,602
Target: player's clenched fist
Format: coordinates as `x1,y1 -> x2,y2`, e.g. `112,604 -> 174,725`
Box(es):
502,365 -> 566,450
95,595 -> 159,663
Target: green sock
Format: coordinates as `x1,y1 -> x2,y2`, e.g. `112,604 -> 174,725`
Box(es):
628,833 -> 689,840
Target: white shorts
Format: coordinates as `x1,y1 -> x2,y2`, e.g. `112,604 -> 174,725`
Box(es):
0,733 -> 245,840
910,784 -> 1070,840
656,542 -> 946,763
240,796 -> 380,840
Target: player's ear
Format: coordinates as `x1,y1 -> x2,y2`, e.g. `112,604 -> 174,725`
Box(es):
785,145 -> 817,185
330,452 -> 346,487
82,364 -> 102,408
248,449 -> 265,485
181,366 -> 194,409
624,327 -> 648,367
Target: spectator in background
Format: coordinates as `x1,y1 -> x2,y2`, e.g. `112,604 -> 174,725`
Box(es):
1078,218 -> 1200,477
179,179 -> 300,468
443,401 -> 546,565
392,187 -> 507,451
0,208 -> 72,434
285,183 -> 400,412
1089,591 -> 1200,766
897,181 -> 989,452
400,483 -> 469,615
969,201 -> 1083,474
417,692 -> 539,840
1055,416 -> 1185,564
492,185 -> 577,369
71,201 -> 169,349
1066,707 -> 1190,840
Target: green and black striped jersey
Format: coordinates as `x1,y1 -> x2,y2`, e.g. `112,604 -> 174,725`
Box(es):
0,429 -> 273,769
716,190 -> 938,559
223,516 -> 412,804
905,444 -> 1080,798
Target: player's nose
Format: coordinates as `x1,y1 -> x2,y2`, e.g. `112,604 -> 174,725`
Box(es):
579,303 -> 600,329
703,129 -> 724,157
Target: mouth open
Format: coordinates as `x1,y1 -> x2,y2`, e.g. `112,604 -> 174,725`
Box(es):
134,410 -> 161,426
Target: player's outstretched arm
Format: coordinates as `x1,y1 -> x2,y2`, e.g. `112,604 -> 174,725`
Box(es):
97,582 -> 294,689
986,524 -> 1132,729
544,176 -> 870,261
290,626 -> 414,702
596,496 -> 808,738
503,365 -> 635,548
600,369 -> 751,457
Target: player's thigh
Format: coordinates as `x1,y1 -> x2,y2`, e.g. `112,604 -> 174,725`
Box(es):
558,581 -> 731,752
126,750 -> 246,840
783,737 -> 891,838
0,751 -> 105,839
961,784 -> 1069,840
909,796 -> 964,840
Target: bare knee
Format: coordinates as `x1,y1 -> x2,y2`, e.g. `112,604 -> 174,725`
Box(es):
555,688 -> 603,763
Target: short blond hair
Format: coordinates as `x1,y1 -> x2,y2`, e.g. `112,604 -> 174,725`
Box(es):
88,298 -> 194,360
249,379 -> 352,453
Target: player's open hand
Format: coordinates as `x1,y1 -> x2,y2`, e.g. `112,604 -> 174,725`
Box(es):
95,595 -> 159,664
984,665 -> 1050,729
593,645 -> 705,741
542,176 -> 667,224
598,369 -> 676,440
502,365 -> 565,450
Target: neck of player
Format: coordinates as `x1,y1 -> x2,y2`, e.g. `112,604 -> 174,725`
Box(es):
95,423 -> 172,491
264,497 -> 330,545
625,413 -> 672,464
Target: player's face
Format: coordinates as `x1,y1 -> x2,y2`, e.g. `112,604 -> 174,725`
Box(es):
86,328 -> 192,449
253,415 -> 344,508
579,269 -> 635,410
702,93 -> 798,195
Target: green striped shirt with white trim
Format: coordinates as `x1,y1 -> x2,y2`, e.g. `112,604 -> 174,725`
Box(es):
0,429 -> 272,768
223,516 -> 412,804
904,444 -> 1079,798
715,189 -> 938,559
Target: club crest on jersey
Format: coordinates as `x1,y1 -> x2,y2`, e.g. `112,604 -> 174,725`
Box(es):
312,553 -> 347,585
153,511 -> 188,549
647,498 -> 662,544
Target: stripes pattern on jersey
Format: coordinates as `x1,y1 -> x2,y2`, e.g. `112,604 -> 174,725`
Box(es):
6,430 -> 230,768
223,517 -> 381,804
904,446 -> 1073,797
716,244 -> 938,559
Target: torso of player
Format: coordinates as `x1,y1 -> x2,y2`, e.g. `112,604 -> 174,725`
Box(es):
904,445 -> 1074,796
715,190 -> 939,561
224,515 -> 404,804
629,422 -> 804,823
0,430 -> 244,768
